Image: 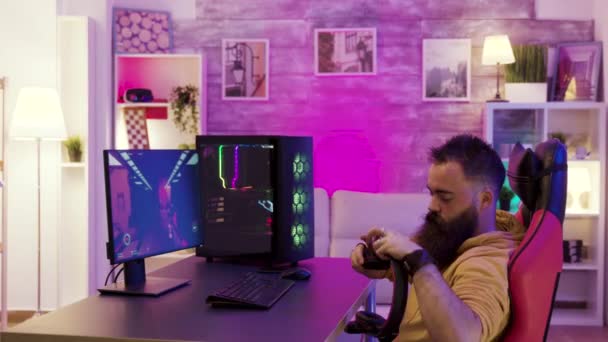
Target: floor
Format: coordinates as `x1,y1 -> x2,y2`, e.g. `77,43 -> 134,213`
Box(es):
4,311 -> 608,340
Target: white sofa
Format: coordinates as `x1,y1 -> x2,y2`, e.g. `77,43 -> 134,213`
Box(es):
314,188 -> 429,309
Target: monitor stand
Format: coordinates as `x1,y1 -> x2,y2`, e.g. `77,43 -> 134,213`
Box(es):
98,259 -> 190,297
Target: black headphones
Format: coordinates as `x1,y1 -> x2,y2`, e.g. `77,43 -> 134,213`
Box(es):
345,243 -> 409,342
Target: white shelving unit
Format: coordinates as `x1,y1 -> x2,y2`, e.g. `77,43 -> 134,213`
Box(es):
113,53 -> 206,149
485,101 -> 606,326
56,16 -> 94,308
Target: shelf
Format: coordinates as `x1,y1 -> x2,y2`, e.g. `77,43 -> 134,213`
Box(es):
61,162 -> 85,168
562,261 -> 598,271
117,102 -> 169,109
487,102 -> 605,111
551,307 -> 603,326
565,212 -> 599,218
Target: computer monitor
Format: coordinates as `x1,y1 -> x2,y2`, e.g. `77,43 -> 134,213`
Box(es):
195,135 -> 314,267
100,150 -> 203,296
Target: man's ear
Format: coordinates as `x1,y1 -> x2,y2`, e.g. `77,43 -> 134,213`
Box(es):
478,187 -> 494,210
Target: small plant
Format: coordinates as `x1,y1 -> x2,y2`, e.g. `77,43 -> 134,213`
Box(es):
178,143 -> 195,150
505,45 -> 547,83
170,85 -> 199,135
549,131 -> 568,145
63,135 -> 83,162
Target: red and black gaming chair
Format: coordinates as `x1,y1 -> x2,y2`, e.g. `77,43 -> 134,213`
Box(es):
502,139 -> 567,341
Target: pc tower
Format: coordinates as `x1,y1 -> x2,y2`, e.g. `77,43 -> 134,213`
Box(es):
195,135 -> 314,266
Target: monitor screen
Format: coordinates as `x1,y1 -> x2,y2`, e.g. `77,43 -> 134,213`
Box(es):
198,143 -> 274,256
104,150 -> 203,264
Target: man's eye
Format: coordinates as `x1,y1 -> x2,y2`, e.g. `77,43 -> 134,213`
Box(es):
440,196 -> 452,202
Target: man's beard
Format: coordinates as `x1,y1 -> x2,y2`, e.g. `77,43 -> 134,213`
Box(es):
413,206 -> 478,270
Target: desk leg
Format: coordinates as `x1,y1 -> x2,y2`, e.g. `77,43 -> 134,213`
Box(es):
365,286 -> 376,313
360,286 -> 376,342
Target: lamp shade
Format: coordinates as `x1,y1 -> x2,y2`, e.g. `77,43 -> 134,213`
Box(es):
9,87 -> 67,140
482,35 -> 516,66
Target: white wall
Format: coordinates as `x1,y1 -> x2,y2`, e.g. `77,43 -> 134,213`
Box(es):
0,0 -> 62,310
113,0 -> 195,20
591,0 -> 608,325
57,0 -> 196,295
58,0 -> 113,297
536,0 -> 594,19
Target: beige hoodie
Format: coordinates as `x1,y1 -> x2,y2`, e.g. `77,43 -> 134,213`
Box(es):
393,210 -> 524,342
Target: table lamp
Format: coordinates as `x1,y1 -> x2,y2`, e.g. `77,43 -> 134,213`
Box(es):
482,35 -> 516,102
9,87 -> 67,316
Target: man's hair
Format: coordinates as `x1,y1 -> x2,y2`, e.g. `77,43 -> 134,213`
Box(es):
429,134 -> 505,197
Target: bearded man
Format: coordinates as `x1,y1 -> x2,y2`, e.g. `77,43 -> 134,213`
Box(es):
351,134 -> 524,342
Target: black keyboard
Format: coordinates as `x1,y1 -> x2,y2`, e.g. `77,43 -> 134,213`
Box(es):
206,272 -> 295,309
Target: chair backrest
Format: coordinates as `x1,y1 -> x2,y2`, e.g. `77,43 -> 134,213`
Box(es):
502,139 -> 567,342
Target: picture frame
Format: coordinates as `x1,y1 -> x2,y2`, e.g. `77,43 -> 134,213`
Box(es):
550,42 -> 602,102
422,39 -> 471,102
222,39 -> 270,101
113,7 -> 173,54
314,28 -> 377,76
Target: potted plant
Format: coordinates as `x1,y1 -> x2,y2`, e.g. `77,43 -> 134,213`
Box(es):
170,85 -> 199,135
63,135 -> 83,162
549,131 -> 568,145
499,186 -> 515,211
504,45 -> 547,102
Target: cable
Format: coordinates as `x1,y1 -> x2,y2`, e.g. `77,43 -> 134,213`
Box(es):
104,264 -> 121,286
113,266 -> 125,284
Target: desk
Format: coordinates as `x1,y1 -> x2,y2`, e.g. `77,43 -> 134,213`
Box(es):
2,257 -> 375,342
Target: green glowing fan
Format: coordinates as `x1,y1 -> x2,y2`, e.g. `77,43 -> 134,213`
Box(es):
293,153 -> 311,182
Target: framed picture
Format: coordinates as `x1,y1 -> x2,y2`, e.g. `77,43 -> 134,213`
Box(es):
422,39 -> 471,101
314,28 -> 377,76
222,39 -> 269,101
113,8 -> 173,54
550,42 -> 602,102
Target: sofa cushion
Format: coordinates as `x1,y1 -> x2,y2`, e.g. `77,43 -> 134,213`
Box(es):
314,188 -> 330,257
330,190 -> 429,303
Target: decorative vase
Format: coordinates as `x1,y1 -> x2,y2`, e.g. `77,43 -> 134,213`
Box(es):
68,149 -> 82,162
505,83 -> 547,103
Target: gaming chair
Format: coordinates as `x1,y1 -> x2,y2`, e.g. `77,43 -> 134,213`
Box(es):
502,139 -> 567,341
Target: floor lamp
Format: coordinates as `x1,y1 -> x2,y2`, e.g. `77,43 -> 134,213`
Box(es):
9,87 -> 67,316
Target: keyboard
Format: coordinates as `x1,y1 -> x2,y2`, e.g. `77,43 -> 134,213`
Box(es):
206,272 -> 295,309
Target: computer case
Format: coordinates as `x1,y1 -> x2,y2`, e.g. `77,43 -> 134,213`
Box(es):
195,135 -> 314,265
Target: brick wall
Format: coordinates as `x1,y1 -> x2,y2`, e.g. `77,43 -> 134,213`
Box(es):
174,0 -> 592,194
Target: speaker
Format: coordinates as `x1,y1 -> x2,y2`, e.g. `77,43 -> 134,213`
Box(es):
124,88 -> 154,103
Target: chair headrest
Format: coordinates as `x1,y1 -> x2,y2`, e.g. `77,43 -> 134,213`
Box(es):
507,143 -> 541,211
507,139 -> 567,224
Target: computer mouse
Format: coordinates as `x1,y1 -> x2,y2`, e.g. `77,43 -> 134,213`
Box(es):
281,267 -> 312,281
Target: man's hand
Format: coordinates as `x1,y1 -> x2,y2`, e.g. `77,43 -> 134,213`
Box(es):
350,243 -> 390,279
368,227 -> 423,261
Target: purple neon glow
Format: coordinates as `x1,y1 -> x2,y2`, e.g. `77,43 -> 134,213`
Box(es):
231,145 -> 239,188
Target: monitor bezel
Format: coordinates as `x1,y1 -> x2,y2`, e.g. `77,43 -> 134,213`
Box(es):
103,149 -> 204,265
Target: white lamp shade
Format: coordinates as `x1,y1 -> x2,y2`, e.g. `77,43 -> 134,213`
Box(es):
9,87 -> 67,140
482,35 -> 516,66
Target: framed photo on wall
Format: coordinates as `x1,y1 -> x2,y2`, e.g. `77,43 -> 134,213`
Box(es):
314,28 -> 377,76
422,39 -> 471,101
550,42 -> 602,102
113,8 -> 173,54
222,39 -> 270,101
